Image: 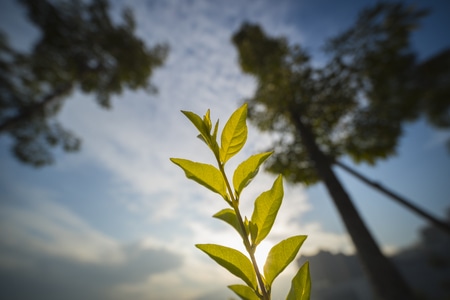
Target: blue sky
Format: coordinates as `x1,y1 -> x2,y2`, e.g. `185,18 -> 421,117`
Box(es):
0,0 -> 449,299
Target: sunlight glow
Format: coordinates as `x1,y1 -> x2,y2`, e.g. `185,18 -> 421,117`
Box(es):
254,240 -> 274,269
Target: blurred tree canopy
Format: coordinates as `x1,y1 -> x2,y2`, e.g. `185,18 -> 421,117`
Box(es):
0,0 -> 168,166
232,2 -> 449,299
233,3 -> 448,187
413,48 -> 450,131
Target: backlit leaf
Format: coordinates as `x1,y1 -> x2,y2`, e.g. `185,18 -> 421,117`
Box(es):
249,221 -> 258,246
220,104 -> 248,163
213,209 -> 246,239
286,261 -> 311,300
170,158 -> 227,198
196,244 -> 257,289
212,119 -> 219,141
228,284 -> 260,300
250,175 -> 284,245
181,110 -> 210,141
203,109 -> 212,132
210,120 -> 221,159
233,152 -> 273,195
264,235 -> 307,287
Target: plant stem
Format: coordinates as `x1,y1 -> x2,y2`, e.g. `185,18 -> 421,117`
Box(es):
217,161 -> 270,300
233,203 -> 269,300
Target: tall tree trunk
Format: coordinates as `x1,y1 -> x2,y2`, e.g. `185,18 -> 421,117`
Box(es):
335,160 -> 450,235
290,112 -> 415,300
0,83 -> 72,133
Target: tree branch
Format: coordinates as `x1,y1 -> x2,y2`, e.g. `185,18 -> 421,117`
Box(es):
0,83 -> 72,133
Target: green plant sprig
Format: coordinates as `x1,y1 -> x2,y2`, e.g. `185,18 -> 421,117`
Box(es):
171,104 -> 311,300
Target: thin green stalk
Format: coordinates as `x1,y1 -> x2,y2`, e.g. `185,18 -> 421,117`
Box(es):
217,161 -> 270,300
233,202 -> 269,300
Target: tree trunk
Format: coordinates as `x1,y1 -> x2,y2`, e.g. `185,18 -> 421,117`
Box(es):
0,83 -> 72,133
335,160 -> 450,235
290,112 -> 415,299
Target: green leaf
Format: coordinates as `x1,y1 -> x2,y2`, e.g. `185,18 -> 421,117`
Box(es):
170,158 -> 227,198
212,119 -> 219,140
264,235 -> 307,287
220,103 -> 248,163
233,152 -> 273,195
181,110 -> 210,141
196,244 -> 257,289
244,217 -> 250,236
286,261 -> 311,300
249,221 -> 258,246
203,109 -> 212,132
228,284 -> 260,300
250,175 -> 284,245
213,209 -> 246,239
210,120 -> 221,159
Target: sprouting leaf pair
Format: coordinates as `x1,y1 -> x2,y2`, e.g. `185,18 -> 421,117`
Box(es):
171,104 -> 311,300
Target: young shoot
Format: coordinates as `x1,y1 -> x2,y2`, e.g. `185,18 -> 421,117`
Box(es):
171,104 -> 311,300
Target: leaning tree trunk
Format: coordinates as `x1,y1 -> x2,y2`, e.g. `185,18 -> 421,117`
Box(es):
334,160 -> 450,235
290,112 -> 415,300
